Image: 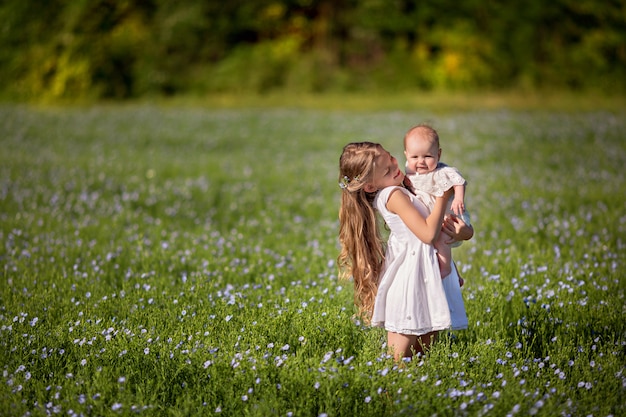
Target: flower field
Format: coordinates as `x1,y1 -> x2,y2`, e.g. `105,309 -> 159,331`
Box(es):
1,104 -> 624,416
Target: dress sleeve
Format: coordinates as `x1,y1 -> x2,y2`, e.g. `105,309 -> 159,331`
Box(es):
408,164 -> 466,197
432,165 -> 466,194
374,186 -> 410,213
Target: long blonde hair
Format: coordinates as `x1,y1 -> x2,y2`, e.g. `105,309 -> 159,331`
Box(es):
337,142 -> 386,322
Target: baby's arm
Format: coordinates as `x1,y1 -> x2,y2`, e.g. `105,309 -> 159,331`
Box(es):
450,183 -> 466,216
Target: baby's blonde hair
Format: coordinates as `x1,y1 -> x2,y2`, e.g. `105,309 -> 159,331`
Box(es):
404,123 -> 440,149
337,142 -> 385,321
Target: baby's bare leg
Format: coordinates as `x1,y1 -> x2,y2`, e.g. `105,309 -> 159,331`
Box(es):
435,233 -> 452,278
453,261 -> 465,287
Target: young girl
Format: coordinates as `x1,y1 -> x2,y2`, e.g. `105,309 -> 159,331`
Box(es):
404,124 -> 471,280
337,142 -> 467,360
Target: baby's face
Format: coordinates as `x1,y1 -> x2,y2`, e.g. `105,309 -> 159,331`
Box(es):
404,136 -> 441,175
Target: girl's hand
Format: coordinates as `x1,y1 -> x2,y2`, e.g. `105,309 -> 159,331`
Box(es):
442,215 -> 473,244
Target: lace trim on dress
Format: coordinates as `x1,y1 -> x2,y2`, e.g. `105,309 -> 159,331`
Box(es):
407,163 -> 466,197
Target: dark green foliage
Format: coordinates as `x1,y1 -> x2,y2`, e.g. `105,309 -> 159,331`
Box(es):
0,0 -> 625,99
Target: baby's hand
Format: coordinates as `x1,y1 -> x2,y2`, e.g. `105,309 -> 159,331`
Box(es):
450,197 -> 465,216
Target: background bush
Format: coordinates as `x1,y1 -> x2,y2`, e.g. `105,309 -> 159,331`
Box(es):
1,0 -> 625,100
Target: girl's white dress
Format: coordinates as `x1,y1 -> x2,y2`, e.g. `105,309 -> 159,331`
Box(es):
441,263 -> 468,330
371,186 -> 453,335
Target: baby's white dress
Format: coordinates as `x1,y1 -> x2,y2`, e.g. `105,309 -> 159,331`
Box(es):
371,186 -> 452,335
406,162 -> 468,219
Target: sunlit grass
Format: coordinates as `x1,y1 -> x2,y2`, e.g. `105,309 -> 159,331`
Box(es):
0,103 -> 624,416
151,90 -> 626,112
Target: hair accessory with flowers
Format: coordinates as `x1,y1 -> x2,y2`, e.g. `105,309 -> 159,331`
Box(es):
339,175 -> 360,189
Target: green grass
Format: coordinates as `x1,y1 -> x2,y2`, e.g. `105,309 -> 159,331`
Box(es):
1,100 -> 625,416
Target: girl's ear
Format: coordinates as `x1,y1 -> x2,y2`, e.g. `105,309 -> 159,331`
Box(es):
364,183 -> 377,193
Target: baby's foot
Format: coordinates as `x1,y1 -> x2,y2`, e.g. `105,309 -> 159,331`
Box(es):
440,264 -> 452,279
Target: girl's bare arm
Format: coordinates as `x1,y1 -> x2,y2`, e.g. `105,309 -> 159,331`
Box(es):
387,188 -> 453,244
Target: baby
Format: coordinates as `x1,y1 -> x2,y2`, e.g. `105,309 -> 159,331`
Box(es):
403,124 -> 470,280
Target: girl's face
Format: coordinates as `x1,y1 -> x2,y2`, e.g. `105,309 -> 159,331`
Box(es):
404,136 -> 441,174
365,149 -> 404,192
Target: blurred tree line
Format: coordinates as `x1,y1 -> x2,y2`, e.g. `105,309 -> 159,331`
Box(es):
1,0 -> 624,100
